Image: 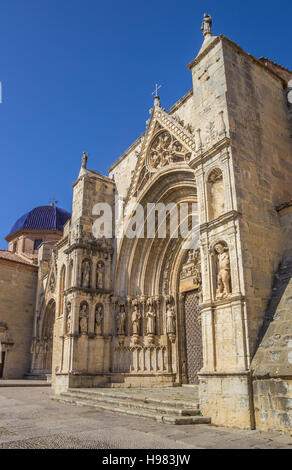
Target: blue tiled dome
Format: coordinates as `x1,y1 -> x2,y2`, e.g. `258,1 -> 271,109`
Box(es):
7,205 -> 71,237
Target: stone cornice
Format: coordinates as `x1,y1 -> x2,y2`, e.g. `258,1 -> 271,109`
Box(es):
199,210 -> 241,234
187,35 -> 286,85
64,286 -> 113,297
190,136 -> 231,170
199,294 -> 245,311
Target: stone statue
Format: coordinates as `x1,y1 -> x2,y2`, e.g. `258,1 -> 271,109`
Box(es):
79,304 -> 88,334
145,304 -> 156,335
81,260 -> 90,288
95,305 -> 104,336
131,304 -> 141,336
116,305 -> 127,336
166,305 -> 176,334
201,13 -> 212,37
215,243 -> 231,300
81,151 -> 88,169
66,302 -> 72,335
96,262 -> 104,289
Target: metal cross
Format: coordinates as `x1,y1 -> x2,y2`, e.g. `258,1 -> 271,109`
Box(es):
152,84 -> 162,97
49,197 -> 59,207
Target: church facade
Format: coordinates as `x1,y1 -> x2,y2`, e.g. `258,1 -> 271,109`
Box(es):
2,16 -> 292,433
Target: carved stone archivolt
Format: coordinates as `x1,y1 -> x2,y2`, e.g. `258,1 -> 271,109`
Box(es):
146,130 -> 191,172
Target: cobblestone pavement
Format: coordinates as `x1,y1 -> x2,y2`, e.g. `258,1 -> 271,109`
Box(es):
0,387 -> 291,449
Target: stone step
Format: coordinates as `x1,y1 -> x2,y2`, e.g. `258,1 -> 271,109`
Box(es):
67,387 -> 200,409
52,394 -> 211,425
60,391 -> 200,416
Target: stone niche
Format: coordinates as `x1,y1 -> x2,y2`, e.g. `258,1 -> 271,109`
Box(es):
207,168 -> 225,221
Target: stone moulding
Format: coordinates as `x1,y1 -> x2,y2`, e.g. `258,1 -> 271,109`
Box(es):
199,210 -> 241,233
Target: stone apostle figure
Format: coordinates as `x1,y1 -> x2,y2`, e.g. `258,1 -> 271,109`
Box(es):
81,260 -> 90,288
145,304 -> 156,335
201,13 -> 212,36
95,305 -> 104,336
116,305 -> 127,336
131,305 -> 141,336
81,151 -> 88,169
166,305 -> 176,334
215,243 -> 231,300
66,302 -> 72,335
96,262 -> 104,289
79,304 -> 88,334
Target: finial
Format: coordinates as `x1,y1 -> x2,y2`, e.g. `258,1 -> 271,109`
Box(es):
201,13 -> 212,37
81,151 -> 88,169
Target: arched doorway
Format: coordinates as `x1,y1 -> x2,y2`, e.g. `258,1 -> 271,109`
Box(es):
114,166 -> 204,384
35,299 -> 55,374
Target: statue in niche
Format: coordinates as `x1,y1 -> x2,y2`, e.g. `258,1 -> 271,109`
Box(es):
95,305 -> 104,336
66,302 -> 72,335
81,260 -> 90,288
116,305 -> 127,336
214,243 -> 231,300
96,262 -> 104,289
145,304 -> 156,335
79,304 -> 88,334
131,304 -> 141,336
166,304 -> 176,334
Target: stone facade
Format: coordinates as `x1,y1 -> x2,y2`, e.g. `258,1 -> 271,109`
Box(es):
43,21 -> 292,433
3,16 -> 291,433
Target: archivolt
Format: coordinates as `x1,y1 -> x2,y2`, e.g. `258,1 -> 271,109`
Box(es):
114,167 -> 197,298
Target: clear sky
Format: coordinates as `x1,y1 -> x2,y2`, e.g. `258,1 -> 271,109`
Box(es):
0,0 -> 291,248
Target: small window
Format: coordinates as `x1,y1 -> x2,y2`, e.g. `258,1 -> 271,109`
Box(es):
34,239 -> 43,250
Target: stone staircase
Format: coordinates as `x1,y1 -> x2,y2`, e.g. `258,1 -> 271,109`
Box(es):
52,386 -> 211,425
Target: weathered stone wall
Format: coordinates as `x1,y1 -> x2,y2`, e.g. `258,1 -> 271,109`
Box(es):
251,208 -> 292,433
0,259 -> 38,378
223,37 -> 292,356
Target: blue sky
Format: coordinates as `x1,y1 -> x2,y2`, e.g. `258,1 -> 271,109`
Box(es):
0,0 -> 291,248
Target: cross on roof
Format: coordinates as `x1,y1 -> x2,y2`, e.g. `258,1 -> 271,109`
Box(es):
152,84 -> 162,97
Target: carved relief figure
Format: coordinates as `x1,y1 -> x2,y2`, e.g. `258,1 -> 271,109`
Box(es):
95,305 -> 104,336
96,261 -> 105,289
66,302 -> 72,335
166,305 -> 176,334
116,305 -> 127,336
214,243 -> 231,300
131,304 -> 141,336
79,303 -> 88,334
145,304 -> 156,335
81,260 -> 90,288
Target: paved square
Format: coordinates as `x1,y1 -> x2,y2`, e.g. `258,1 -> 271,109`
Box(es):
0,387 -> 291,449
